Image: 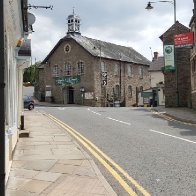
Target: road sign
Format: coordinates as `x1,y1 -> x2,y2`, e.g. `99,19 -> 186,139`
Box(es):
102,80 -> 107,86
102,72 -> 107,86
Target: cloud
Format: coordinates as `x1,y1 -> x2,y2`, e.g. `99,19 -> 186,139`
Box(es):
28,0 -> 193,63
29,14 -> 64,62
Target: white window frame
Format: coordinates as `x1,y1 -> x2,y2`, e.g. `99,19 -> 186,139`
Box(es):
127,64 -> 132,77
52,65 -> 59,77
114,64 -> 120,76
101,61 -> 106,72
78,61 -> 85,75
139,66 -> 143,79
64,63 -> 72,76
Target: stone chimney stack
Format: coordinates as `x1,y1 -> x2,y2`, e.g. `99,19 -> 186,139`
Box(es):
152,52 -> 158,61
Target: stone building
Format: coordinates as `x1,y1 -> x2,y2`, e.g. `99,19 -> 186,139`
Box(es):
2,0 -> 31,183
35,12 -> 151,107
190,1 -> 196,110
160,21 -> 191,108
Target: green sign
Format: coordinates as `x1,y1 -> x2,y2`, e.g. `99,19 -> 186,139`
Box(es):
164,45 -> 175,71
54,76 -> 80,85
141,92 -> 153,97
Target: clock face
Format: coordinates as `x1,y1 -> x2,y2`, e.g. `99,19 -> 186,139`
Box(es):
64,44 -> 71,54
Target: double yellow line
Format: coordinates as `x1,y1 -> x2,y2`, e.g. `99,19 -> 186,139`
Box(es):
46,113 -> 150,196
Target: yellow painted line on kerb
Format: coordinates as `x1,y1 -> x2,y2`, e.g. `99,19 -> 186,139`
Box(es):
47,114 -> 136,195
47,114 -> 150,196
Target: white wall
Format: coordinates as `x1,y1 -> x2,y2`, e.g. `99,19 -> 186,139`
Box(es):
150,71 -> 164,87
4,0 -> 30,182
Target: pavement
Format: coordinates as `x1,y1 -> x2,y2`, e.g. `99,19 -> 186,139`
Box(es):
6,110 -> 117,196
150,106 -> 196,125
5,101 -> 196,196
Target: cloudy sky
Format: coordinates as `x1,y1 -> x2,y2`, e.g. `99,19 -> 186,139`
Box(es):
28,0 -> 193,63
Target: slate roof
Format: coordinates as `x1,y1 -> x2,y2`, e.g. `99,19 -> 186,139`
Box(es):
159,21 -> 190,41
42,34 -> 150,66
149,56 -> 164,71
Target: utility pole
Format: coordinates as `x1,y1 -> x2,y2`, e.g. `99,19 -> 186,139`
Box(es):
0,0 -> 5,194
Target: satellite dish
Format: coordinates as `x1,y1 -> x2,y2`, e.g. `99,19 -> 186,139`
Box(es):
28,12 -> 36,25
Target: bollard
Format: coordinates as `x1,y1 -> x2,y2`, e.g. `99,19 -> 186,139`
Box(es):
20,113 -> 24,130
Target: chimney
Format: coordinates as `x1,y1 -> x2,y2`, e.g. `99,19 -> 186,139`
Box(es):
152,52 -> 158,61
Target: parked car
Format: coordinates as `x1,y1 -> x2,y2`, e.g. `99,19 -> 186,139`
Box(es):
24,95 -> 34,110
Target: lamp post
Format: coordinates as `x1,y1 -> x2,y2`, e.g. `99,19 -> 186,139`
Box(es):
145,0 -> 179,106
80,87 -> 85,105
145,0 -> 176,23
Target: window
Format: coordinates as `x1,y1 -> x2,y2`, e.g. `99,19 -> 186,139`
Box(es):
139,86 -> 143,92
192,58 -> 196,73
139,66 -> 143,78
52,65 -> 59,77
101,61 -> 106,72
114,64 -> 120,76
64,63 -> 72,76
127,64 -> 132,77
115,85 -> 120,99
78,61 -> 85,75
128,85 -> 132,97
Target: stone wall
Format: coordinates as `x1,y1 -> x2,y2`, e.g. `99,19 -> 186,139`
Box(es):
40,38 -> 150,107
161,22 -> 191,107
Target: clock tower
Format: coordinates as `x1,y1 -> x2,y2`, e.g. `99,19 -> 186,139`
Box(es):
67,9 -> 81,35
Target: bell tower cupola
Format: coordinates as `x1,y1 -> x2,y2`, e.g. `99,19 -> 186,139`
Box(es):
67,8 -> 81,35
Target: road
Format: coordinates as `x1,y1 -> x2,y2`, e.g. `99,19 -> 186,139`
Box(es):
37,106 -> 196,196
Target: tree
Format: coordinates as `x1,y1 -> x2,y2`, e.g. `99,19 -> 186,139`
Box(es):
23,61 -> 40,85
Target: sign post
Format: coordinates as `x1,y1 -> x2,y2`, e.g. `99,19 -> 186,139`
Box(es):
102,71 -> 107,86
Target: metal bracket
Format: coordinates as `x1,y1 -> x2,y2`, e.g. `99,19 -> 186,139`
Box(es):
0,83 -> 5,88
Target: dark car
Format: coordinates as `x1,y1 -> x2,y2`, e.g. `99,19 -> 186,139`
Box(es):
24,95 -> 34,110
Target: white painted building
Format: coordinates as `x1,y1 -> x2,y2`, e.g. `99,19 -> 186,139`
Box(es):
138,52 -> 165,106
4,0 -> 31,181
149,52 -> 165,106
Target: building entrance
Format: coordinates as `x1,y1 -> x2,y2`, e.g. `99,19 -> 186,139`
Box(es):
68,86 -> 74,104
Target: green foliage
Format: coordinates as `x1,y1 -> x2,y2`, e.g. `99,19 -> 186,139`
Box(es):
23,61 -> 40,85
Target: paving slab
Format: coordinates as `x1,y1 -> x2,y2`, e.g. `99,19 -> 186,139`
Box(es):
6,110 -> 117,196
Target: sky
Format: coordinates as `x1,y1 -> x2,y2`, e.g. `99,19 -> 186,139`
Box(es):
28,0 -> 193,64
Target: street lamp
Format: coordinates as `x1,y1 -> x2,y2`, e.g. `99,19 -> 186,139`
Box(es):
145,0 -> 176,23
145,0 -> 179,106
80,87 -> 85,105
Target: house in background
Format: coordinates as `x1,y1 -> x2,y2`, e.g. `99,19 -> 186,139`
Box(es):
149,52 -> 165,106
35,11 -> 151,107
138,52 -> 165,107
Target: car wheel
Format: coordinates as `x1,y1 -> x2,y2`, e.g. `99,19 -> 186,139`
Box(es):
28,104 -> 34,110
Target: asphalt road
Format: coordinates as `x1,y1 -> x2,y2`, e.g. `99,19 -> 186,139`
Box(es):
38,106 -> 196,196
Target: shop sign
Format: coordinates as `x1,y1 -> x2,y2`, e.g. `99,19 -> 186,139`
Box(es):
163,45 -> 175,71
174,32 -> 194,48
54,76 -> 80,85
141,92 -> 153,97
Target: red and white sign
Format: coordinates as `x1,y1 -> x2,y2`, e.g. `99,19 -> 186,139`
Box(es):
174,32 -> 194,48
